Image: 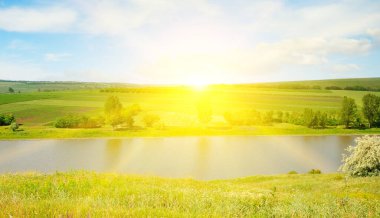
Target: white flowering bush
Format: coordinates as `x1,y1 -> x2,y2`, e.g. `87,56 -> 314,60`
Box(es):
340,135 -> 380,177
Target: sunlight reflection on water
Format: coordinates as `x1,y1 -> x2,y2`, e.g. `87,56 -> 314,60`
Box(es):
0,136 -> 357,180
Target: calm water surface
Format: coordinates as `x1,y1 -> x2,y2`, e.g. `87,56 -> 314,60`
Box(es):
0,136 -> 357,180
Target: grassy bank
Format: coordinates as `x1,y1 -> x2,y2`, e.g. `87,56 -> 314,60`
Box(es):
1,124 -> 380,139
0,172 -> 379,217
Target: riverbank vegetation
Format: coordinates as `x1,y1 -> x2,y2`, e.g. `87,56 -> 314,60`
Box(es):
0,172 -> 378,217
1,78 -> 380,139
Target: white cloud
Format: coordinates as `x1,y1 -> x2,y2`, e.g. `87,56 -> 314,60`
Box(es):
0,59 -> 46,80
1,0 -> 380,83
0,7 -> 77,32
331,64 -> 360,73
44,53 -> 71,62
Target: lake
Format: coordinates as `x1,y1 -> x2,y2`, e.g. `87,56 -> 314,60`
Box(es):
0,136 -> 357,180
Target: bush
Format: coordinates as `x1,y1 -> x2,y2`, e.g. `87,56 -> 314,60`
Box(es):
0,113 -> 15,126
10,121 -> 19,132
308,169 -> 322,174
288,171 -> 298,174
340,135 -> 380,177
55,115 -> 101,128
143,114 -> 160,128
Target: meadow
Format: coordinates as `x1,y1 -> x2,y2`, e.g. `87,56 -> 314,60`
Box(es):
1,78 -> 380,139
0,171 -> 378,217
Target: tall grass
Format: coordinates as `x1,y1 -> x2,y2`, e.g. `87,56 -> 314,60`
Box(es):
0,172 -> 379,217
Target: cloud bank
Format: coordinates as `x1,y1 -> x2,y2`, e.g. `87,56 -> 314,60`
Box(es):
0,0 -> 379,83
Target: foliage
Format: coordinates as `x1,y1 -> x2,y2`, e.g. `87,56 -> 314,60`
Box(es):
104,96 -> 122,115
0,113 -> 15,126
143,114 -> 160,128
362,94 -> 380,128
340,135 -> 380,177
0,172 -> 379,217
308,169 -> 322,174
104,96 -> 123,129
10,121 -> 19,132
8,87 -> 14,93
326,85 -> 380,92
55,115 -> 101,128
340,96 -> 358,128
124,104 -> 142,128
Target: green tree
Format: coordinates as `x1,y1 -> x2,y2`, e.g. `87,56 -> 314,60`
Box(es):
319,112 -> 328,128
104,96 -> 122,115
303,108 -> 314,127
124,104 -> 142,128
108,113 -> 126,130
362,94 -> 380,128
309,111 -> 320,128
263,111 -> 274,124
8,87 -> 14,93
104,96 -> 123,130
340,96 -> 358,128
143,114 -> 160,128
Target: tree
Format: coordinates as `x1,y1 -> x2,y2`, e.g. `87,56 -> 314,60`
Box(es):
309,111 -> 320,128
319,112 -> 327,128
340,135 -> 380,177
276,111 -> 283,123
124,104 -> 142,128
362,94 -> 380,128
104,96 -> 122,115
263,111 -> 274,124
340,96 -> 358,128
143,114 -> 160,128
104,96 -> 123,130
303,108 -> 314,127
108,113 -> 126,130
8,87 -> 14,93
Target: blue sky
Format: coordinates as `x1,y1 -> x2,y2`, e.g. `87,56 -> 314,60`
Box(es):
0,0 -> 379,84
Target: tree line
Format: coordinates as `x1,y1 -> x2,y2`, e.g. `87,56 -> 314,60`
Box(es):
53,93 -> 380,130
55,96 -> 162,130
225,93 -> 380,129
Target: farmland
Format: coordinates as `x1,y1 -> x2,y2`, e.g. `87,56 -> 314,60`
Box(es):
1,78 -> 380,139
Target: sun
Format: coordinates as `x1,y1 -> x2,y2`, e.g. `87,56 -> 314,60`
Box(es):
192,83 -> 208,91
187,77 -> 210,91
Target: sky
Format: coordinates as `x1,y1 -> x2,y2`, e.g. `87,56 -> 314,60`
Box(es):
0,0 -> 380,85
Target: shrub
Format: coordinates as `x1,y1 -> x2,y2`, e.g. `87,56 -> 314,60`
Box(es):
10,121 -> 19,132
288,171 -> 298,174
308,169 -> 322,174
0,113 -> 15,126
143,114 -> 160,128
55,115 -> 101,128
340,135 -> 380,177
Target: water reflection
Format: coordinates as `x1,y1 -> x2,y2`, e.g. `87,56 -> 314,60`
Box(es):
0,136 -> 358,180
105,139 -> 123,172
194,137 -> 211,178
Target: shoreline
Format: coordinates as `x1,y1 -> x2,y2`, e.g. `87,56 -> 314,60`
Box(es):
1,129 -> 380,141
1,132 -> 379,141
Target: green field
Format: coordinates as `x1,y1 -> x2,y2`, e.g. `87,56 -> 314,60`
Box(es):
0,172 -> 378,217
1,78 -> 380,138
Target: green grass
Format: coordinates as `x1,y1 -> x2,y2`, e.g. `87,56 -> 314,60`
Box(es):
1,78 -> 380,138
0,171 -> 378,217
251,77 -> 380,89
1,124 -> 380,139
